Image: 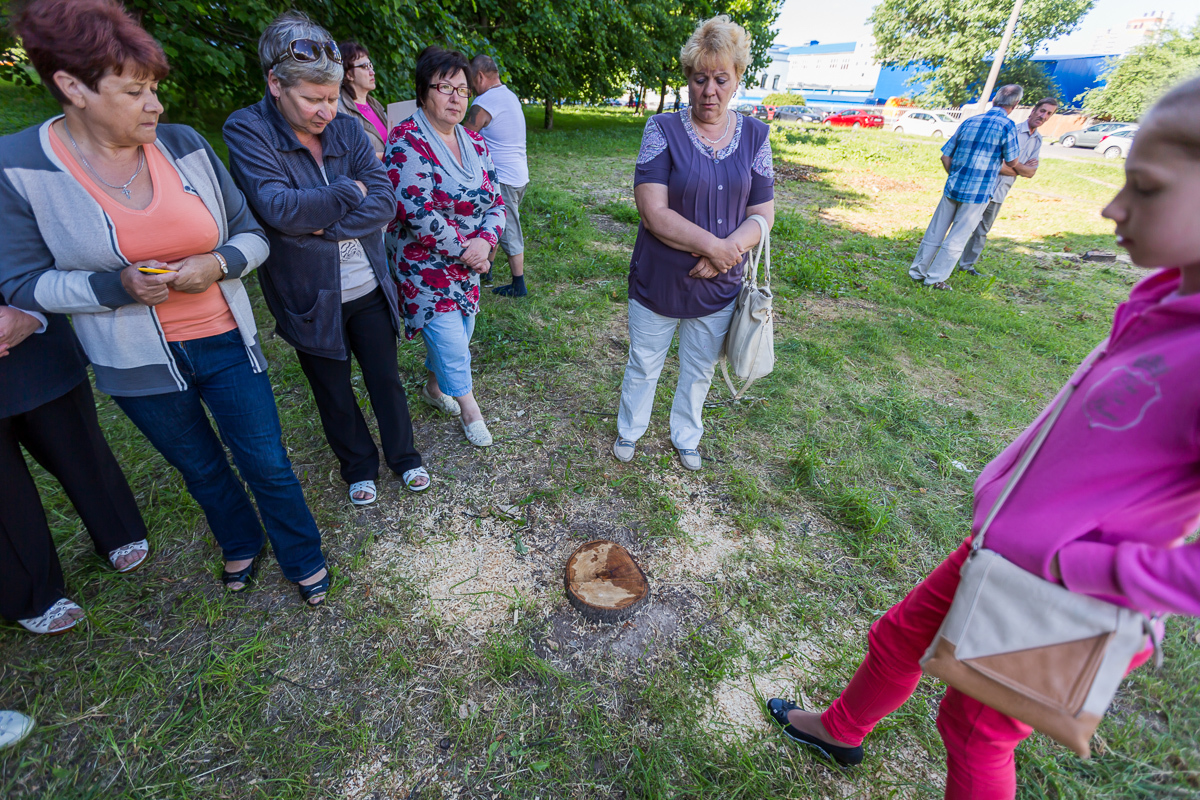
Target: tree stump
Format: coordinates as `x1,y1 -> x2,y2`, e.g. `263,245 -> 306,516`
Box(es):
564,540 -> 650,623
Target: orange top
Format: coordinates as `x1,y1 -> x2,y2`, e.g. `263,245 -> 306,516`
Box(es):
50,128 -> 237,342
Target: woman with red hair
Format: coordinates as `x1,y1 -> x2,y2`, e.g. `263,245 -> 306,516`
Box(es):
1,0 -> 333,609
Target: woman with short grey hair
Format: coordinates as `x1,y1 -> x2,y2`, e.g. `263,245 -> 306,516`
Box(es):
225,12 -> 428,521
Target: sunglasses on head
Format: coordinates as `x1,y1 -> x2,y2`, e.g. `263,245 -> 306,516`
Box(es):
270,38 -> 342,71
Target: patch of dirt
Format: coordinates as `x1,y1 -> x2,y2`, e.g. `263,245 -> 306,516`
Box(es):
774,162 -> 824,182
589,212 -> 635,237
796,295 -> 882,323
842,170 -> 922,195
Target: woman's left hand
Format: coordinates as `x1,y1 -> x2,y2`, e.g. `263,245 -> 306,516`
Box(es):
461,238 -> 492,273
689,257 -> 720,279
165,253 -> 224,294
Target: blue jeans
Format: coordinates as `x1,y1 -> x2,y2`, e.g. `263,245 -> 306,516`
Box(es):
114,330 -> 325,583
422,311 -> 476,397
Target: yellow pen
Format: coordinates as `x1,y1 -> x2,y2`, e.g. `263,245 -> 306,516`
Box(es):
138,267 -> 172,274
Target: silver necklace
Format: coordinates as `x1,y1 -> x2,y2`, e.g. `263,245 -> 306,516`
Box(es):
691,109 -> 732,147
63,122 -> 145,199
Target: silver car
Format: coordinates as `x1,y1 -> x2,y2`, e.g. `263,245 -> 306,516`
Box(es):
1057,122 -> 1138,149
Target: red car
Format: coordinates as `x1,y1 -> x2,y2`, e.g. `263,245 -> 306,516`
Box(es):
823,108 -> 885,129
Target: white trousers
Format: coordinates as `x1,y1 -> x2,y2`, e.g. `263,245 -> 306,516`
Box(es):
909,194 -> 990,285
617,298 -> 735,450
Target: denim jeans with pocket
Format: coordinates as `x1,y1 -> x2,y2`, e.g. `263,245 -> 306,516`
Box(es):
421,311 -> 476,398
114,330 -> 326,583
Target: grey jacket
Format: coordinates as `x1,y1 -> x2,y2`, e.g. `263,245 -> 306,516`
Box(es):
338,88 -> 388,156
0,118 -> 270,397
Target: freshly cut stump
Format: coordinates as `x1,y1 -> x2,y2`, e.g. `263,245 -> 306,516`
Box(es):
564,540 -> 650,623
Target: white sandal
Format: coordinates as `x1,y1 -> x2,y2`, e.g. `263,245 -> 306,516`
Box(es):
108,539 -> 149,573
0,710 -> 35,749
402,466 -> 431,493
420,385 -> 461,416
18,598 -> 84,635
461,418 -> 493,447
349,480 -> 377,506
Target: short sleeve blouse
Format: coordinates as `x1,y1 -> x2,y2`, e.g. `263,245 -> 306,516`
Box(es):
629,111 -> 774,318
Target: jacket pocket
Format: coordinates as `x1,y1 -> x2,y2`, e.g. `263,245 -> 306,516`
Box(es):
283,289 -> 342,353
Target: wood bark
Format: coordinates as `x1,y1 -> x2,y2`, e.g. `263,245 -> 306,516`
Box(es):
544,96 -> 555,130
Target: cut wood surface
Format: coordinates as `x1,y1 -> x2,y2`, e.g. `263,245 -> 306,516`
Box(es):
564,540 -> 650,623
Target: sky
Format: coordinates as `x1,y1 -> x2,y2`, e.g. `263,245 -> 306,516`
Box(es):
773,0 -> 1199,55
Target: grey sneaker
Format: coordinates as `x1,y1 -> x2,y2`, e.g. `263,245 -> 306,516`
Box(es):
612,436 -> 636,463
676,448 -> 702,471
0,711 -> 34,750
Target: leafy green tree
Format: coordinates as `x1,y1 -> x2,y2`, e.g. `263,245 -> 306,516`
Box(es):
762,91 -> 805,105
1081,18 -> 1200,120
870,0 -> 1093,106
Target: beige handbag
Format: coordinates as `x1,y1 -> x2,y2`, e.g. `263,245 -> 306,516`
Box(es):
720,214 -> 774,400
921,380 -> 1157,758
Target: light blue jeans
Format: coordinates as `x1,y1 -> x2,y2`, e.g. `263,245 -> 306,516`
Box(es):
422,311 -> 476,398
617,298 -> 735,450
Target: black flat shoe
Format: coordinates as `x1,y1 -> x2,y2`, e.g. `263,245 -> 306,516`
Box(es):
960,266 -> 984,277
297,572 -> 330,607
221,558 -> 258,592
766,698 -> 864,768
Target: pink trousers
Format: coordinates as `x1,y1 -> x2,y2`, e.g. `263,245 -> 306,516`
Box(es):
820,539 -> 1152,799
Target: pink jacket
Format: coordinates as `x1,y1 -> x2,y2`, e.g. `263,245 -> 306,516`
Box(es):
975,268 -> 1200,617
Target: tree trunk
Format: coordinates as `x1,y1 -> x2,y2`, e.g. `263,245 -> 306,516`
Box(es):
564,540 -> 650,623
544,96 -> 554,130
656,79 -> 667,114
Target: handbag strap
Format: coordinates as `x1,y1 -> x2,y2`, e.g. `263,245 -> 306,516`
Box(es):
974,338 -> 1109,549
744,214 -> 771,290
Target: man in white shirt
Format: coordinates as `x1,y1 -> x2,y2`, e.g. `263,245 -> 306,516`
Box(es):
466,55 -> 531,297
957,97 -> 1058,277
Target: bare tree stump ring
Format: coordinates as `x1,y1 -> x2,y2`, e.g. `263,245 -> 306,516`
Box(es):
564,540 -> 650,623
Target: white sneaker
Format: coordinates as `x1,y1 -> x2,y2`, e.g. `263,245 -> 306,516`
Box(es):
612,436 -> 636,463
676,448 -> 702,471
461,419 -> 493,447
0,711 -> 34,749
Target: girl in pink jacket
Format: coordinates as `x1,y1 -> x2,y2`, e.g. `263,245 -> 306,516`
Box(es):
768,75 -> 1200,799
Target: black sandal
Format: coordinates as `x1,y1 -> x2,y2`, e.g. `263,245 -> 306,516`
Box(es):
221,558 -> 258,592
297,572 -> 330,607
766,698 -> 864,767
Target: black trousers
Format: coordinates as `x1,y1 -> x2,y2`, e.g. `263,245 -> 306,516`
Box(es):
0,380 -> 147,620
296,287 -> 422,484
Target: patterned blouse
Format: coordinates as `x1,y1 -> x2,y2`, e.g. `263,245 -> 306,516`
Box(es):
384,111 -> 506,339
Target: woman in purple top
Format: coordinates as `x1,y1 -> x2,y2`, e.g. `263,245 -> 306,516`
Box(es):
613,15 -> 775,471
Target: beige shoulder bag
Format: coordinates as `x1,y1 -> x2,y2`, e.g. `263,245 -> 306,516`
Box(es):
720,214 -> 774,400
920,380 -> 1158,758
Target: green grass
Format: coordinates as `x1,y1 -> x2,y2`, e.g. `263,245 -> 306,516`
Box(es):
4,93 -> 1198,798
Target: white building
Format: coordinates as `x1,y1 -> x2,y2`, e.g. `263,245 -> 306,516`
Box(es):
784,40 -> 882,97
750,44 -> 792,94
1091,11 -> 1174,55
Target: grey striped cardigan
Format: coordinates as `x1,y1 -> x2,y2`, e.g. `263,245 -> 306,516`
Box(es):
0,117 -> 270,396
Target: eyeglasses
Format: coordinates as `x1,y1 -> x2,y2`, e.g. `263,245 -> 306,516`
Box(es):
349,60 -> 374,72
269,39 -> 342,71
433,83 -> 470,98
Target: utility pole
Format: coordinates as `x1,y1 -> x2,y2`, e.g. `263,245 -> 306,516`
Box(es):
979,0 -> 1025,106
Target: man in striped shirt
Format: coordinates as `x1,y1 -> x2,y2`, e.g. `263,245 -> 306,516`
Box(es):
909,85 -> 1027,290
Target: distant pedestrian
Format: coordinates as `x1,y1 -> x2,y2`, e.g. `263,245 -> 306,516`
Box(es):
338,41 -> 388,159
614,15 -> 774,472
909,85 -> 1024,290
957,98 -> 1058,276
466,55 -> 530,297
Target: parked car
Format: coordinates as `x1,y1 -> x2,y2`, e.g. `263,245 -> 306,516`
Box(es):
891,110 -> 960,139
823,108 -> 885,129
1057,122 -> 1138,149
775,105 -> 824,123
1097,128 -> 1136,159
735,103 -> 771,121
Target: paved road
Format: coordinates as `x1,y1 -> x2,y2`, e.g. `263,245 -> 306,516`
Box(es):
1039,142 -> 1117,163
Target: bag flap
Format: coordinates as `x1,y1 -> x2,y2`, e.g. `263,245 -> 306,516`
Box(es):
947,551 -> 1125,660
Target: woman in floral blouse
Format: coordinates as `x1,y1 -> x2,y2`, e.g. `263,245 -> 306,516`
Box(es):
385,46 -> 504,448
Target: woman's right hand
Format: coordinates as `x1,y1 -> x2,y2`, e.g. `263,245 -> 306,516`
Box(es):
121,262 -> 178,306
460,238 -> 493,273
706,235 -> 745,272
